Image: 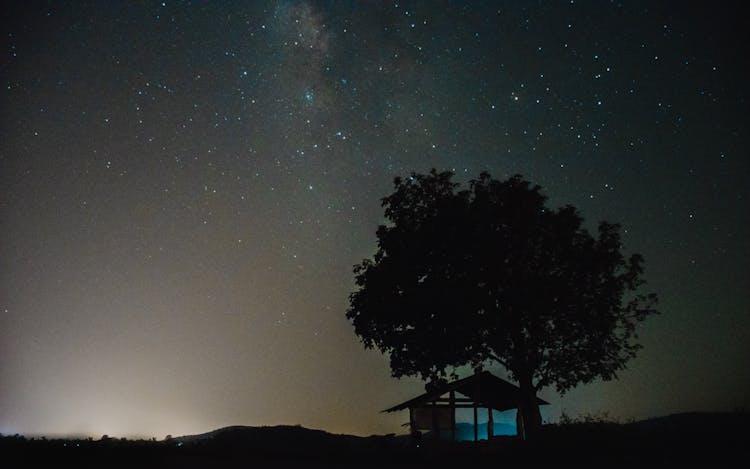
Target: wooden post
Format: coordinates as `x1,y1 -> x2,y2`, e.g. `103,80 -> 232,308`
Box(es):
450,391 -> 456,441
473,368 -> 480,442
432,400 -> 439,440
487,407 -> 494,440
473,404 -> 478,442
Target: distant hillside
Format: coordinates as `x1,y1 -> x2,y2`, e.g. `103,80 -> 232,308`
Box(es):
173,424 -> 408,456
630,411 -> 748,433
174,412 -> 746,447
3,412 -> 747,467
528,411 -> 750,466
175,424 -> 349,444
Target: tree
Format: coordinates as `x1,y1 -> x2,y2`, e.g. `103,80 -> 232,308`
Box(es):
346,170 -> 658,439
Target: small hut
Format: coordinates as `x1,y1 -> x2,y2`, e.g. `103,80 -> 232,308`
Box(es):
383,370 -> 548,441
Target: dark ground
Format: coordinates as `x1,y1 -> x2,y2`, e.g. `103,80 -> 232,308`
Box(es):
2,412 -> 747,468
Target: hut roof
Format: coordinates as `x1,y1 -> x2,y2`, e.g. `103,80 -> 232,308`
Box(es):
383,370 -> 549,413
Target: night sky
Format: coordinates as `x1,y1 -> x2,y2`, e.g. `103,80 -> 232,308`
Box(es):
1,1 -> 748,439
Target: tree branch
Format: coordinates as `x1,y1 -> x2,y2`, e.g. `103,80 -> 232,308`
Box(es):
488,353 -> 511,369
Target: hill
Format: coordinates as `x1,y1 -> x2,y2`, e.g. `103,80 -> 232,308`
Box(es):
1,412 -> 748,467
172,424 -> 404,455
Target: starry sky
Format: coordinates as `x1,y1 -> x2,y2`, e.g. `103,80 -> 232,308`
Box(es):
1,1 -> 748,439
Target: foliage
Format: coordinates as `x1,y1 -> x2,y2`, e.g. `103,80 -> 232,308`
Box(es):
347,170 -> 658,435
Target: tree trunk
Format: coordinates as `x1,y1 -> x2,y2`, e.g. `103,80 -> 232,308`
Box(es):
517,372 -> 542,440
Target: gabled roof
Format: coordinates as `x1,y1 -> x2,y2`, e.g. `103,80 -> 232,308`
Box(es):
383,371 -> 549,413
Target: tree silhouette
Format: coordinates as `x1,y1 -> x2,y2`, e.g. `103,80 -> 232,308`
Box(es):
347,170 -> 658,439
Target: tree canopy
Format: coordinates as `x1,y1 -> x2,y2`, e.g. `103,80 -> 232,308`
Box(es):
346,170 -> 658,437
